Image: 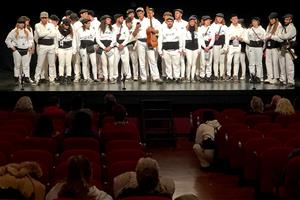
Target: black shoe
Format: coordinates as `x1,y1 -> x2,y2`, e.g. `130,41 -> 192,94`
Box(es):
255,76 -> 261,83
23,77 -> 31,84
66,76 -> 72,84
14,77 -> 19,85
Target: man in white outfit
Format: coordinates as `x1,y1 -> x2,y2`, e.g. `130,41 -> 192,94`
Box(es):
70,13 -> 82,82
34,11 -> 57,85
278,14 -> 297,87
158,16 -> 183,83
133,7 -> 162,83
174,9 -> 188,80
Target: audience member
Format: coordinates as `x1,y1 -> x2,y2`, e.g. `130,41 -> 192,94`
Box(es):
193,111 -> 221,169
98,93 -> 117,128
114,157 -> 175,199
46,155 -> 112,200
265,95 -> 281,112
249,96 -> 264,114
275,98 -> 295,116
13,96 -> 34,112
42,96 -> 65,116
32,114 -> 55,137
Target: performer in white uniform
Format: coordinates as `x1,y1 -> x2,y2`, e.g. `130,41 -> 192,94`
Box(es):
5,17 -> 34,85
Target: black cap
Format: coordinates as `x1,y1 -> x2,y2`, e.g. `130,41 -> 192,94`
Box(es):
283,13 -> 293,19
79,9 -> 89,14
269,12 -> 278,19
189,15 -> 198,21
231,13 -> 238,18
126,9 -> 134,14
202,15 -> 211,20
81,18 -> 91,24
216,13 -> 224,18
174,8 -> 183,14
252,17 -> 261,21
100,14 -> 112,21
17,16 -> 25,23
50,14 -> 60,22
65,10 -> 73,16
69,13 -> 79,21
163,11 -> 173,17
114,13 -> 123,20
62,18 -> 71,26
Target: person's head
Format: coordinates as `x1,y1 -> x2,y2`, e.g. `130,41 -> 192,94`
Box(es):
33,115 -> 54,137
202,111 -> 216,122
88,10 -> 95,20
251,17 -> 260,27
71,111 -> 92,135
79,9 -> 89,19
174,9 -> 183,20
215,13 -> 225,24
16,17 -> 26,29
82,18 -> 91,30
275,98 -> 295,116
147,7 -> 155,18
136,157 -> 159,191
202,16 -> 211,26
104,93 -> 117,111
61,18 -> 71,30
65,10 -> 74,18
69,13 -> 79,23
59,155 -> 92,199
14,96 -> 34,112
268,12 -> 278,25
166,16 -> 174,28
112,104 -> 127,122
114,14 -> 124,24
283,13 -> 293,26
40,11 -> 49,25
250,96 -> 264,113
163,11 -> 173,22
230,14 -> 239,25
136,7 -> 145,19
188,15 -> 198,28
271,95 -> 282,106
100,15 -> 112,25
50,14 -> 60,26
125,17 -> 132,29
126,9 -> 135,19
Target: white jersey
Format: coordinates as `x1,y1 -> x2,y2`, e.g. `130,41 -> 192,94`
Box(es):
245,26 -> 266,43
112,23 -> 130,46
278,23 -> 297,42
76,27 -> 96,50
182,27 -> 201,50
225,23 -> 245,46
5,28 -> 34,49
174,19 -> 188,33
199,25 -> 215,48
158,25 -> 183,54
96,26 -> 116,49
57,28 -> 76,52
266,22 -> 283,42
72,21 -> 83,33
90,17 -> 100,34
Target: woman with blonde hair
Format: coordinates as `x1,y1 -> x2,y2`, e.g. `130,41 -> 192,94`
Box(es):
13,96 -> 34,112
275,98 -> 295,116
250,96 -> 264,114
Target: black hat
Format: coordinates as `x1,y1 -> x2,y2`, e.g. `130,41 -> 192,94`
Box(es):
163,11 -> 173,17
283,13 -> 293,19
17,17 -> 25,23
202,15 -> 211,20
189,15 -> 198,21
69,13 -> 79,21
50,14 -> 60,22
174,8 -> 183,14
269,12 -> 278,19
216,13 -> 224,18
79,9 -> 89,14
114,13 -> 123,20
81,18 -> 91,24
166,16 -> 174,21
65,10 -> 73,16
231,13 -> 238,18
252,17 -> 261,21
100,14 -> 112,21
126,9 -> 134,14
62,18 -> 71,26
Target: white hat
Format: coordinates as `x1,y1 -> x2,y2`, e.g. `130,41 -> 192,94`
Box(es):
40,11 -> 49,18
136,7 -> 144,12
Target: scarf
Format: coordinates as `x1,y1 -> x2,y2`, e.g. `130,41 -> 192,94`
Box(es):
59,26 -> 71,37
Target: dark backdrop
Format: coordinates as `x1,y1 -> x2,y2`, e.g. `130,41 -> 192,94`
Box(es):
0,0 -> 299,78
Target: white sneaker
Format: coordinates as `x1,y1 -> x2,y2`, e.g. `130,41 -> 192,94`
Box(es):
264,79 -> 271,83
73,78 -> 80,83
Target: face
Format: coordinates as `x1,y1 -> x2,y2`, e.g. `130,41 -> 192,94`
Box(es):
85,21 -> 91,28
216,16 -> 223,24
231,16 -> 238,24
63,24 -> 70,29
51,20 -> 59,26
204,19 -> 211,26
81,12 -> 89,19
105,17 -> 111,25
148,10 -> 154,18
25,20 -> 30,26
18,23 -> 25,29
128,12 -> 135,19
117,16 -> 124,24
174,11 -> 182,19
252,19 -> 259,27
137,11 -> 144,19
164,15 -> 171,21
41,17 -> 48,24
284,17 -> 292,25
269,18 -> 276,25
189,19 -> 196,26
166,19 -> 173,28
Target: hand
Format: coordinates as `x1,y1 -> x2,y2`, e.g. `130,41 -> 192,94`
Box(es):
11,47 -> 16,52
135,23 -> 141,29
118,44 -> 124,50
231,36 -> 236,40
105,46 -> 112,52
204,47 -> 210,52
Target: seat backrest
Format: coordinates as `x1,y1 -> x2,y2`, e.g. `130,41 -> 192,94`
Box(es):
284,156 -> 300,200
106,149 -> 144,165
59,149 -> 101,165
245,115 -> 272,128
63,137 -> 99,151
285,137 -> 300,149
106,140 -> 142,153
265,129 -> 298,143
18,137 -> 58,154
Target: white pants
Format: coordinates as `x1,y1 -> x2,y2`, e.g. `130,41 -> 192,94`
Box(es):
185,49 -> 198,80
193,144 -> 214,168
279,51 -> 295,84
137,41 -> 160,81
163,50 -> 181,79
213,45 -> 226,77
227,45 -> 241,77
115,46 -> 131,79
57,48 -> 73,77
73,52 -> 81,80
180,54 -> 186,78
80,49 -> 97,80
240,52 -> 247,78
101,49 -> 115,80
265,48 -> 280,80
200,48 -> 213,78
248,47 -> 263,78
12,50 -> 30,78
35,45 -> 56,82
128,44 -> 139,79
96,53 -> 103,79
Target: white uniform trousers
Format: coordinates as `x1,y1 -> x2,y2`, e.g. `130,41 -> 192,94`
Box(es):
265,48 -> 280,80
226,45 -> 241,77
73,52 -> 81,80
240,52 -> 247,79
185,49 -> 198,80
80,49 -> 97,80
115,46 -> 131,79
193,144 -> 214,168
180,54 -> 186,78
137,41 -> 160,81
200,48 -> 213,78
57,48 -> 73,77
279,52 -> 295,84
127,44 -> 139,80
213,45 -> 226,77
35,45 -> 56,82
96,53 -> 103,79
248,47 -> 263,78
101,49 -> 115,80
12,51 -> 31,78
163,50 -> 181,79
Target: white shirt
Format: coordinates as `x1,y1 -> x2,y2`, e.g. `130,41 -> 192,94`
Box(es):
57,28 -> 77,53
182,27 -> 201,51
225,23 -> 245,47
199,25 -> 215,48
135,17 -> 161,39
112,23 -> 130,46
158,24 -> 183,54
34,22 -> 57,40
278,23 -> 297,42
5,28 -> 34,49
266,22 -> 283,42
76,27 -> 96,50
90,17 -> 100,34
174,19 -> 188,33
245,26 -> 266,43
96,26 -> 116,49
210,23 -> 227,36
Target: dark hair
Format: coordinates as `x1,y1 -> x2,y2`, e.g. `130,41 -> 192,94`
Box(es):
65,10 -> 74,16
137,167 -> 159,191
202,111 -> 215,122
88,10 -> 95,17
100,21 -> 112,33
71,95 -> 84,111
58,155 -> 91,199
113,104 -> 127,122
69,111 -> 92,137
32,115 -> 54,137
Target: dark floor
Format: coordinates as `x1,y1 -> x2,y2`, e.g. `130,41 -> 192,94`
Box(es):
151,138 -> 254,200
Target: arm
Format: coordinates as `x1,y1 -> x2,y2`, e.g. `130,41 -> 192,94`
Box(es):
157,29 -> 163,55
95,31 -> 106,49
72,31 -> 77,54
5,29 -> 16,50
279,25 -> 297,40
35,23 -> 50,38
121,27 -> 129,46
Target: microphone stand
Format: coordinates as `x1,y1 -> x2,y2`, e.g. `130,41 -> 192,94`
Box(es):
122,73 -> 127,90
251,74 -> 256,90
